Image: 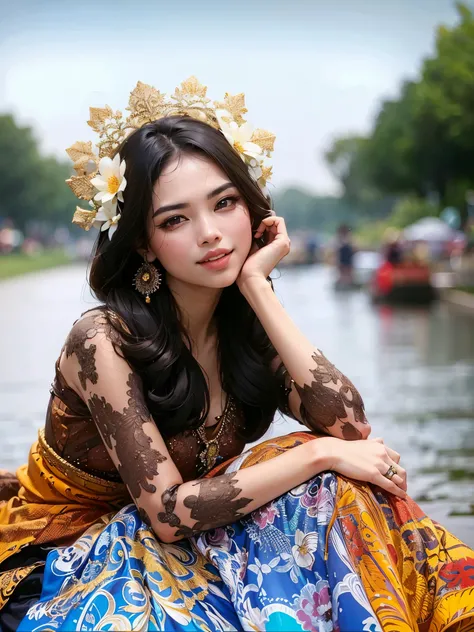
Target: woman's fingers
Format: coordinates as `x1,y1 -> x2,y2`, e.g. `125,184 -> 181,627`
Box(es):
391,474 -> 407,491
254,219 -> 275,238
373,473 -> 407,499
386,447 -> 401,464
378,458 -> 407,492
254,215 -> 287,239
252,217 -> 291,260
373,437 -> 401,464
396,465 -> 407,490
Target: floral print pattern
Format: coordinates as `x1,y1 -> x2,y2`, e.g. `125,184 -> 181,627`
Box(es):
16,433 -> 474,632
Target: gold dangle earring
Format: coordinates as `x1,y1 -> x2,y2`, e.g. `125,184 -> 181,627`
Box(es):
133,257 -> 162,304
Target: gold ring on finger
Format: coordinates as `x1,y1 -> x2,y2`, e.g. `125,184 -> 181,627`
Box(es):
384,465 -> 397,480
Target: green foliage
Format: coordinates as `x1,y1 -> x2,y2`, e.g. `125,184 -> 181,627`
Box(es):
0,115 -> 76,229
354,196 -> 442,247
273,187 -> 362,234
325,136 -> 377,203
324,4 -> 474,229
389,196 -> 440,229
354,221 -> 390,249
0,248 -> 72,280
366,81 -> 423,195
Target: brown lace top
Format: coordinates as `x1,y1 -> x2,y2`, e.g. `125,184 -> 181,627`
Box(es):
44,356 -> 247,483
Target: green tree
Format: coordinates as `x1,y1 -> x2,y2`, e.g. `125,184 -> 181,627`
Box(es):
363,3 -> 474,218
412,3 -> 474,212
0,114 -> 76,230
364,81 -> 422,196
324,135 -> 373,203
389,196 -> 440,229
324,133 -> 398,222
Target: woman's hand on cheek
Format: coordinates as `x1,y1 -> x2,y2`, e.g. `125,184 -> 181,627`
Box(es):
237,215 -> 290,291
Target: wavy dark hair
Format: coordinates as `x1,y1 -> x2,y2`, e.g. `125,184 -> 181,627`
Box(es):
88,115 -> 285,442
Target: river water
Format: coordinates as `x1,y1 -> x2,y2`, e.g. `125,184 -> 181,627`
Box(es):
1,263 -> 473,545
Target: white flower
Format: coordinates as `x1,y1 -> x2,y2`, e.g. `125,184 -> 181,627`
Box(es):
248,162 -> 263,183
292,529 -> 318,569
93,202 -> 121,239
91,154 -> 127,206
247,158 -> 271,195
248,556 -> 280,589
217,111 -> 263,163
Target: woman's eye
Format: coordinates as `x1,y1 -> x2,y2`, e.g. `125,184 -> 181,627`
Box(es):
216,195 -> 240,210
159,215 -> 185,229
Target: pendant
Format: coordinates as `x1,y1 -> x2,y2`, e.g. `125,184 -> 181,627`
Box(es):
198,440 -> 219,473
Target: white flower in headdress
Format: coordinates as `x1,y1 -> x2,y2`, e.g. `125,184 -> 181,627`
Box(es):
247,159 -> 270,195
248,160 -> 263,183
93,202 -> 121,239
217,111 -> 263,164
90,154 -> 127,206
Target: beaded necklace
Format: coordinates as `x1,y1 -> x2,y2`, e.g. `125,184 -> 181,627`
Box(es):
194,395 -> 235,475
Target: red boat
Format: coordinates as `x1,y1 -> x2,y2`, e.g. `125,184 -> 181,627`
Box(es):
370,261 -> 437,304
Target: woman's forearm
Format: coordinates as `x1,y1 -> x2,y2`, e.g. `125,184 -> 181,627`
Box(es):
239,277 -> 370,440
151,438 -> 328,543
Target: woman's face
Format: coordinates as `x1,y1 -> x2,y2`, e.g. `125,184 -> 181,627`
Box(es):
146,153 -> 253,289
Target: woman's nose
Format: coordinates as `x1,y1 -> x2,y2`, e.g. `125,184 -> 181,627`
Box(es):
197,217 -> 222,245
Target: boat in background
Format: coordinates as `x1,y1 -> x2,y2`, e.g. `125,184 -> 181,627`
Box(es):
370,260 -> 437,304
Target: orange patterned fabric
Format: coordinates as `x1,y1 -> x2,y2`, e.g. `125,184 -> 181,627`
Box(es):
335,477 -> 474,632
0,431 -> 128,608
208,433 -> 474,632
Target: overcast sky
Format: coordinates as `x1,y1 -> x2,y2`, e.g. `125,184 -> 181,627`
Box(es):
0,0 -> 462,195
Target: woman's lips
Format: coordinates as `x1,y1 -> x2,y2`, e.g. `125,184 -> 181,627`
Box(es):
197,250 -> 233,271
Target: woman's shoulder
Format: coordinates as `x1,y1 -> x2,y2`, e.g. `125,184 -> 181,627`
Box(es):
66,307 -> 119,349
68,306 -> 131,345
60,306 -> 130,392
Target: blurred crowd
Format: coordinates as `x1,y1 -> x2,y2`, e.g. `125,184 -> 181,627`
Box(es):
0,218 -> 68,255
0,218 -> 93,260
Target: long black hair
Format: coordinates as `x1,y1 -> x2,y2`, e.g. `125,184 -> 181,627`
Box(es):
88,115 -> 285,442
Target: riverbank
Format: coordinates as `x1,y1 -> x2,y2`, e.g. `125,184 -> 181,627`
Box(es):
0,249 -> 73,281
441,287 -> 474,313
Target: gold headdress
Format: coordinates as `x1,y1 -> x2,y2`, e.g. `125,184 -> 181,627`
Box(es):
66,76 -> 275,238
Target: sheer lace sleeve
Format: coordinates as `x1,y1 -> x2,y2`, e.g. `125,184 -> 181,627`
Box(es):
272,352 -> 371,440
60,310 -> 183,528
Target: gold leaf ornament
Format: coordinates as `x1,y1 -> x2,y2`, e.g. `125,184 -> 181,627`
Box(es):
215,92 -> 248,124
127,81 -> 167,126
250,129 -> 276,155
170,76 -> 213,124
72,206 -> 97,231
66,141 -> 95,165
65,141 -> 99,177
261,165 -> 273,185
172,76 -> 209,103
87,106 -> 114,134
66,175 -> 96,200
66,75 -> 275,233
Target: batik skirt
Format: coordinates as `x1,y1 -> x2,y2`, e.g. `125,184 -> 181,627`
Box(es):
1,431 -> 474,631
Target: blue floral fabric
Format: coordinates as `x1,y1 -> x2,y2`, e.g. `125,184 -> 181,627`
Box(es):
19,472 -> 381,631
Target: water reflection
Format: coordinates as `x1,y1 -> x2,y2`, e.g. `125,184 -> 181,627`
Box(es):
0,263 -> 473,544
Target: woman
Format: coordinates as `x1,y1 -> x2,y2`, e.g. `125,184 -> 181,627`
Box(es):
1,77 -> 473,632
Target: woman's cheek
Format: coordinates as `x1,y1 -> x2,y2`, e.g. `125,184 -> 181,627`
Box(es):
158,239 -> 189,271
149,233 -> 184,272
232,210 -> 253,252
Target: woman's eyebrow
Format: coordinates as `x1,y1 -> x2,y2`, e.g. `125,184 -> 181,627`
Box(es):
152,182 -> 235,217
